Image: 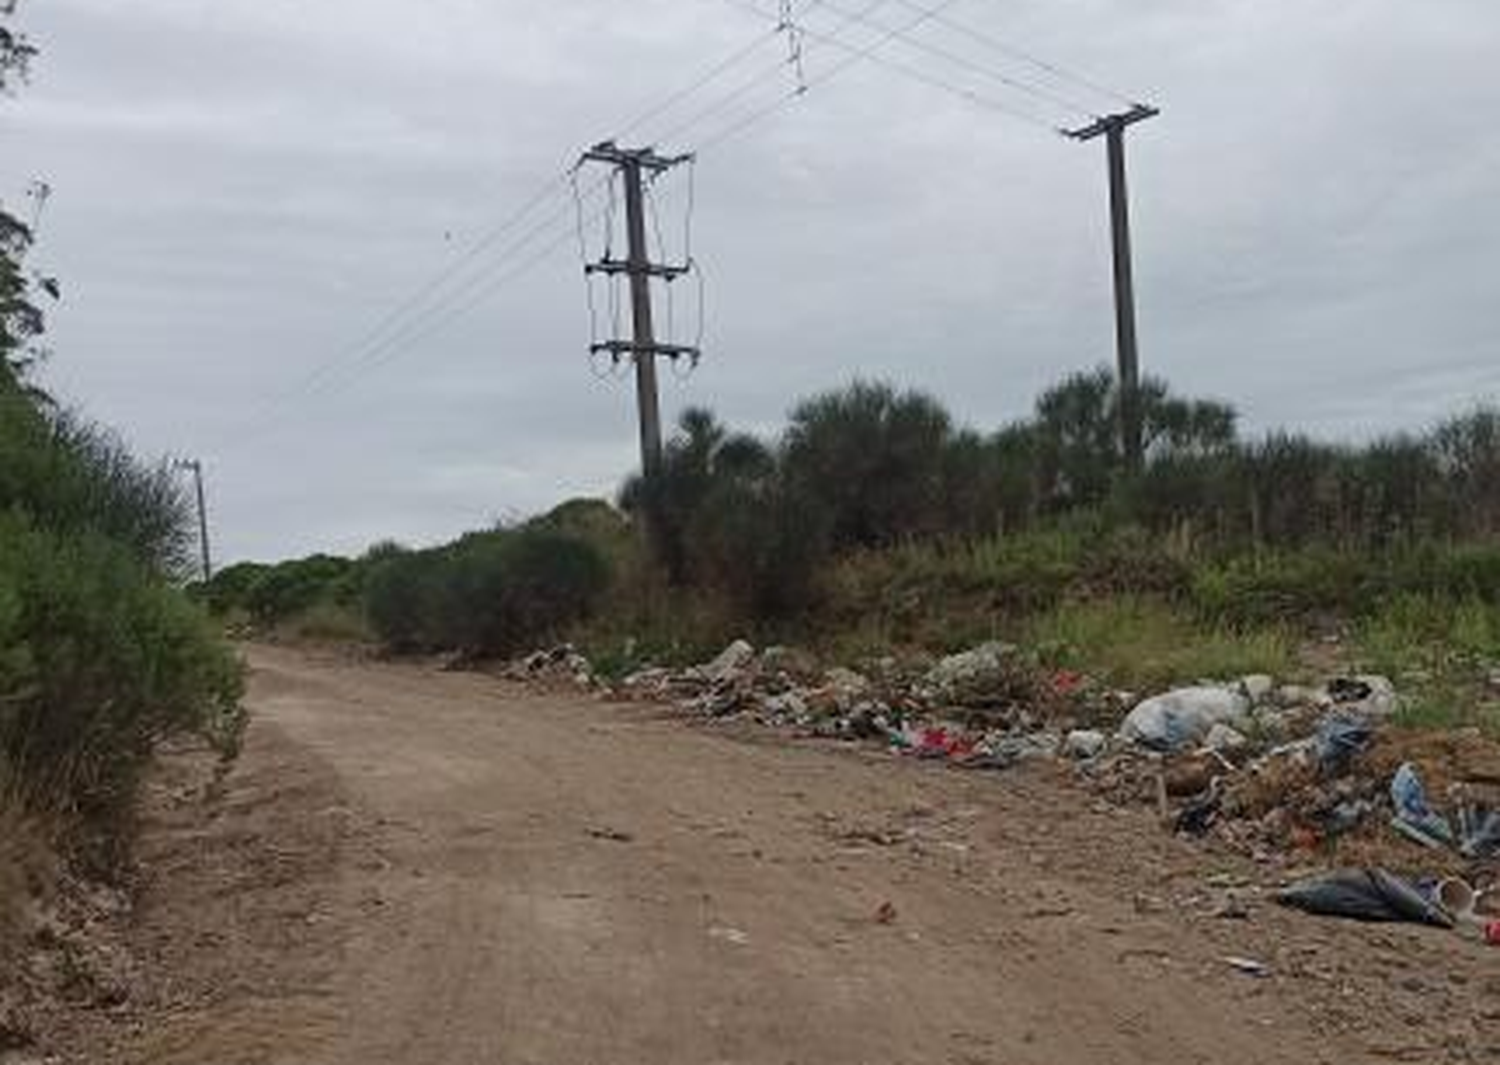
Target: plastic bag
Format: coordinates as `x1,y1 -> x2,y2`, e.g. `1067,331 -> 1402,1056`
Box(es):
1277,868 -> 1455,928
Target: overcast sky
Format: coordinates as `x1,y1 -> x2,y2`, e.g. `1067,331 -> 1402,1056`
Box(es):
4,0 -> 1498,562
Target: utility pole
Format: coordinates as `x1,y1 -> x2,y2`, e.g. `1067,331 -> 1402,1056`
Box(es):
1065,104 -> 1159,473
577,142 -> 698,482
174,458 -> 212,583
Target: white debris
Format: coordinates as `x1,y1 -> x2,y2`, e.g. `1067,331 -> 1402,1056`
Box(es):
1063,729 -> 1109,760
699,640 -> 756,684
1119,686 -> 1252,751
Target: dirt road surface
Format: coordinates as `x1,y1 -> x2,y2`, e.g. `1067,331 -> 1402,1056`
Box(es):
63,646 -> 1497,1064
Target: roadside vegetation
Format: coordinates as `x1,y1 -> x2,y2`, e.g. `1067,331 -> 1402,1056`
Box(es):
2,14 -> 243,961
211,368 -> 1500,740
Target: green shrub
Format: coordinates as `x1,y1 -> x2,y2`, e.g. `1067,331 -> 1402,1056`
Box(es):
364,547 -> 451,652
0,513 -> 244,827
1190,549 -> 1375,627
202,560 -> 269,615
364,529 -> 611,657
0,395 -> 192,574
244,554 -> 357,625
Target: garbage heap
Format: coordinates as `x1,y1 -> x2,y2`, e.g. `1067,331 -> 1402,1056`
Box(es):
502,639 -> 1499,899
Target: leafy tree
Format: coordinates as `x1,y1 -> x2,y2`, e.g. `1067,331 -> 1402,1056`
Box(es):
0,1 -> 36,94
1431,408 -> 1500,538
1030,367 -> 1238,511
782,381 -> 953,549
0,210 -> 45,398
620,407 -> 771,583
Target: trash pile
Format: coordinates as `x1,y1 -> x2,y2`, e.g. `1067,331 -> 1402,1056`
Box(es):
611,639 -> 1087,771
501,637 -> 1500,940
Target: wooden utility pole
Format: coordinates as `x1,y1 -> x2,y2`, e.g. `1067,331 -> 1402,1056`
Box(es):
175,458 -> 212,582
578,142 -> 698,481
1065,104 -> 1158,472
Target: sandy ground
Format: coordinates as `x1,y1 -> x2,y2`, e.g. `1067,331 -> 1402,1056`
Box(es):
39,644 -> 1499,1064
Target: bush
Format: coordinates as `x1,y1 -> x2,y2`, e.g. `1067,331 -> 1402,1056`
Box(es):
0,395 -> 193,574
242,554 -> 358,625
364,547 -> 450,652
1189,550 -> 1375,627
364,528 -> 611,657
0,513 -> 244,829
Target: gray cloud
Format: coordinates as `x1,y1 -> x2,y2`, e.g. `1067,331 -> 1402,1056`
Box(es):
5,0 -> 1498,560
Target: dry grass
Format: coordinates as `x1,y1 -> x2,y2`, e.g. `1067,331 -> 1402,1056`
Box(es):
0,796 -> 53,970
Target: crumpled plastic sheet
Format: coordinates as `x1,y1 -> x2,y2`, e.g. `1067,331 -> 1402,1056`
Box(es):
1390,762 -> 1458,850
1277,868 -> 1455,928
1314,713 -> 1375,774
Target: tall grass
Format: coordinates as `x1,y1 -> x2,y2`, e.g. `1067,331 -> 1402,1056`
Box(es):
1025,597 -> 1295,692
1,388 -> 244,871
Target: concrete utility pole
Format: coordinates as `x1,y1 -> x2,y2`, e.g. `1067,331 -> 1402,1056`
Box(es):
1065,104 -> 1159,473
174,458 -> 212,583
578,142 -> 698,481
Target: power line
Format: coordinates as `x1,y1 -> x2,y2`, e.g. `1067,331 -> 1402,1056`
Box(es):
646,0 -> 893,148
702,0 -> 1054,151
216,22 -> 801,450
609,25 -> 786,142
775,0 -> 1101,119
220,171 -> 578,438
886,0 -> 1142,109
212,181 -> 611,455
216,0 -> 1086,456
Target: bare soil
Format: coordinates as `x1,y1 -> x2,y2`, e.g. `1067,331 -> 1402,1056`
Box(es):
27,645 -> 1500,1063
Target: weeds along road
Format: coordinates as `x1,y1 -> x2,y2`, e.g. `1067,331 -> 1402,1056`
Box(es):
110,645 -> 1488,1065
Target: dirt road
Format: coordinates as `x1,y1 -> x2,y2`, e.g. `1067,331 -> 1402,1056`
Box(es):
76,646 -> 1496,1064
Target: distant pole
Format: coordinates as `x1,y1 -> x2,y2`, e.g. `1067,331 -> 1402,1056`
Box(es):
577,141 -> 698,503
175,459 -> 213,582
1066,104 -> 1159,472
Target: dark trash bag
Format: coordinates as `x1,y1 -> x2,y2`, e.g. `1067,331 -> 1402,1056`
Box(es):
1277,868 -> 1455,928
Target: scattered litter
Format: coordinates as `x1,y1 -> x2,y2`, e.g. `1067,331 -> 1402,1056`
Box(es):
1277,868 -> 1455,928
1204,723 -> 1250,753
874,901 -> 898,925
921,642 -> 1016,701
1485,921 -> 1500,946
1427,877 -> 1477,923
1390,763 -> 1457,851
708,925 -> 750,946
502,640 -> 1500,885
1325,675 -> 1400,719
1457,800 -> 1500,859
1063,729 -> 1108,761
587,827 -> 634,844
1314,713 -> 1375,774
700,640 -> 756,684
1223,955 -> 1271,978
1119,686 -> 1250,751
1238,675 -> 1276,705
